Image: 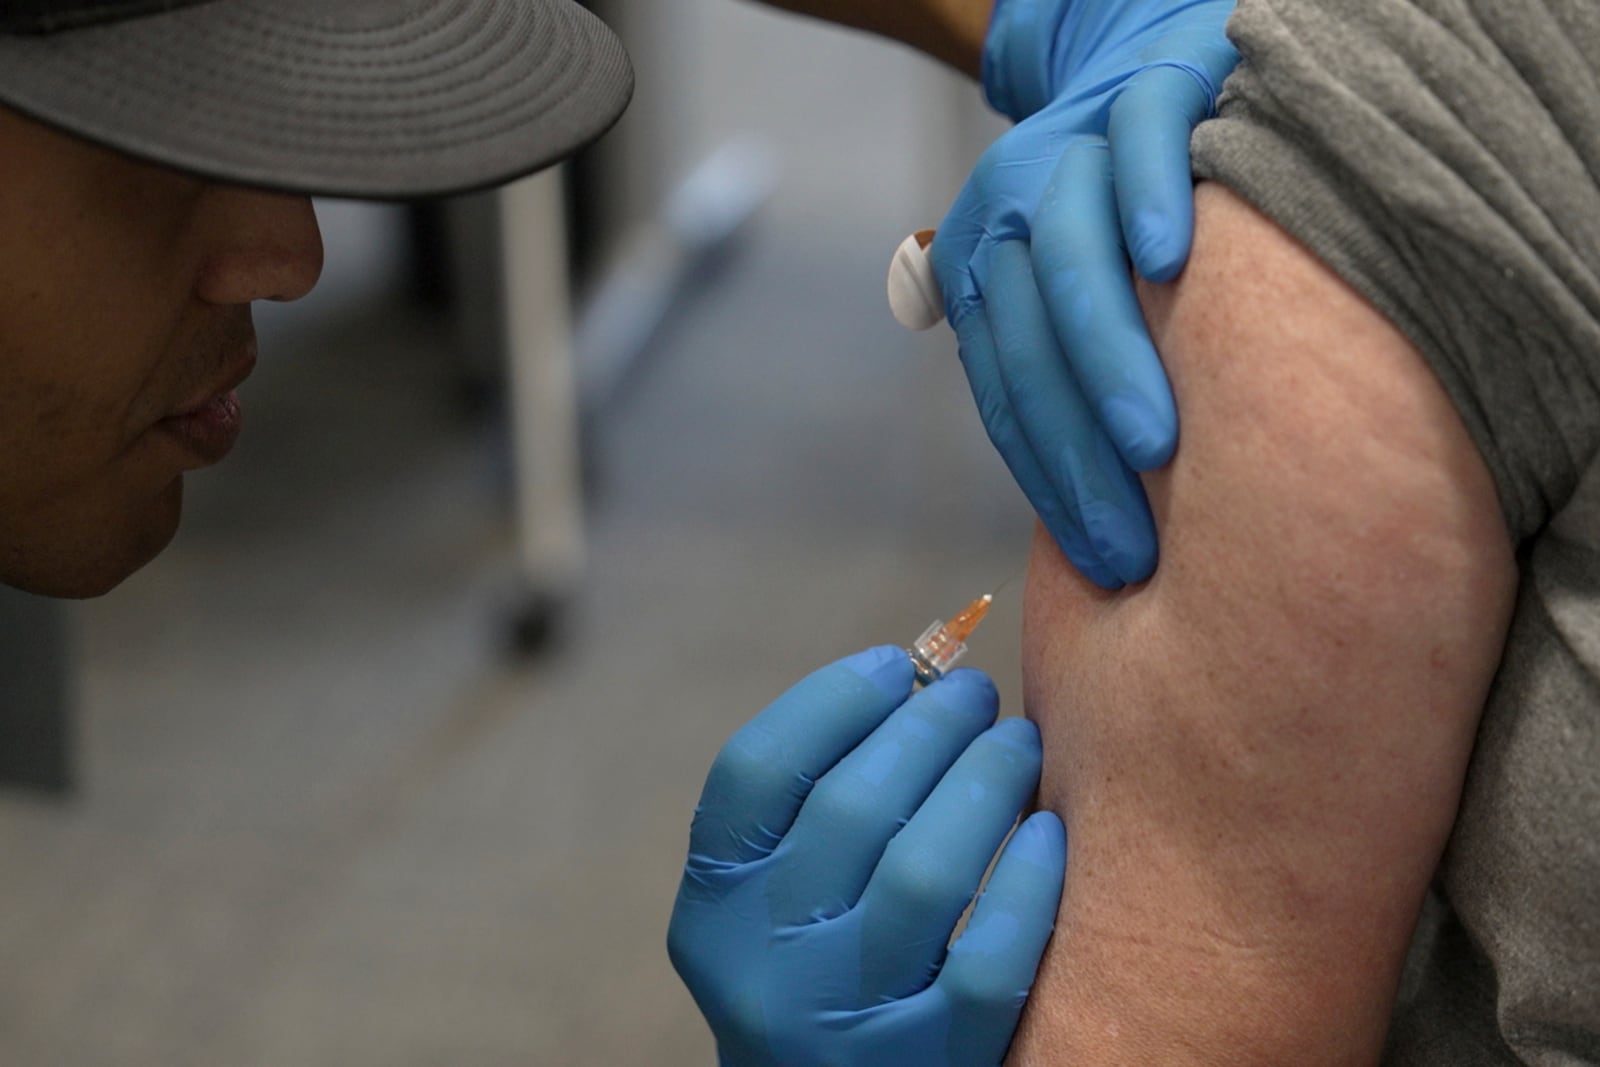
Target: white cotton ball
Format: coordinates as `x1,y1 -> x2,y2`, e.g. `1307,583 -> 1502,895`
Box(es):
887,229 -> 944,332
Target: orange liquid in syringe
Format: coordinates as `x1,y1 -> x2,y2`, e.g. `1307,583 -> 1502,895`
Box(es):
942,593 -> 993,644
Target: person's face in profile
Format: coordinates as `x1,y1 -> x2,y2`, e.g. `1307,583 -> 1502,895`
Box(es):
0,106 -> 325,598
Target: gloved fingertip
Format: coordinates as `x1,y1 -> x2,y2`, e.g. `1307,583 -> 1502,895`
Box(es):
1136,247 -> 1188,286
1008,810 -> 1067,871
1141,262 -> 1184,286
1101,519 -> 1158,587
934,667 -> 1001,706
1076,557 -> 1126,592
1101,395 -> 1177,472
1119,548 -> 1158,587
987,716 -> 1042,752
1054,531 -> 1123,590
1127,208 -> 1189,284
841,645 -> 917,697
1079,499 -> 1157,587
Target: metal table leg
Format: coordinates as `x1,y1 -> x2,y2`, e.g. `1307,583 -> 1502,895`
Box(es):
495,170 -> 587,654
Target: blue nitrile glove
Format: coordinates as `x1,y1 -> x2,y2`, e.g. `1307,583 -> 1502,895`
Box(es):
930,0 -> 1238,588
668,645 -> 1066,1067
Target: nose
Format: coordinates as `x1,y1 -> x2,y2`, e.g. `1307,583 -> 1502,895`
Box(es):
193,188 -> 325,305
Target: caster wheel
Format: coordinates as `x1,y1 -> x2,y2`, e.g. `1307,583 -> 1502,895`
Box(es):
505,590 -> 567,660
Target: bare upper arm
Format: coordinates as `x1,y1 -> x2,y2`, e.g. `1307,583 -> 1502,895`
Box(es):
1007,183 -> 1518,1065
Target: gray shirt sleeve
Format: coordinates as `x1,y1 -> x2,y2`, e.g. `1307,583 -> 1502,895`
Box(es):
1187,2 -> 1600,1062
1191,0 -> 1600,545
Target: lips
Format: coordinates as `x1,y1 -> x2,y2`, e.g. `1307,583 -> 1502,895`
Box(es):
157,344 -> 256,468
159,389 -> 244,467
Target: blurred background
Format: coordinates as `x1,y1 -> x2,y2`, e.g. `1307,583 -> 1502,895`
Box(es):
0,3 -> 1029,1063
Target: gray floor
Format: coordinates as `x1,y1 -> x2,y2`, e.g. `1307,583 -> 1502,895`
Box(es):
0,10 -> 1030,1066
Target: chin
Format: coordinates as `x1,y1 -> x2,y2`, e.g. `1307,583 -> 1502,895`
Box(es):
0,479 -> 182,599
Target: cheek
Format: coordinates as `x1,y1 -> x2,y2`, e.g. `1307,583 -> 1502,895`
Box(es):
0,306 -> 183,583
0,321 -> 156,500
0,147 -> 196,465
0,241 -> 187,494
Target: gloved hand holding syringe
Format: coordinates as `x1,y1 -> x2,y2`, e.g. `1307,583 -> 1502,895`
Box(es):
668,586 -> 1061,1067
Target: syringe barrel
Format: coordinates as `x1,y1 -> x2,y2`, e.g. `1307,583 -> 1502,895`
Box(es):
907,619 -> 970,685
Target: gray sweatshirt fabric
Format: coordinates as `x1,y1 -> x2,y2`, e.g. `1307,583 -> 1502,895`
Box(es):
1188,1 -> 1600,1062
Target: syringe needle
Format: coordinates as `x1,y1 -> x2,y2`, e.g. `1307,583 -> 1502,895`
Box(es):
991,565 -> 1025,598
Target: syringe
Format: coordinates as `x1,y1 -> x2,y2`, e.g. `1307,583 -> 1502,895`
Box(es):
907,592 -> 994,686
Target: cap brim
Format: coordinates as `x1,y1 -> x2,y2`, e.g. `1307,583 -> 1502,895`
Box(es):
0,0 -> 634,199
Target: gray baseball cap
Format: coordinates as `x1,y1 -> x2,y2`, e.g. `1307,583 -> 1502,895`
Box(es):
0,0 -> 634,198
